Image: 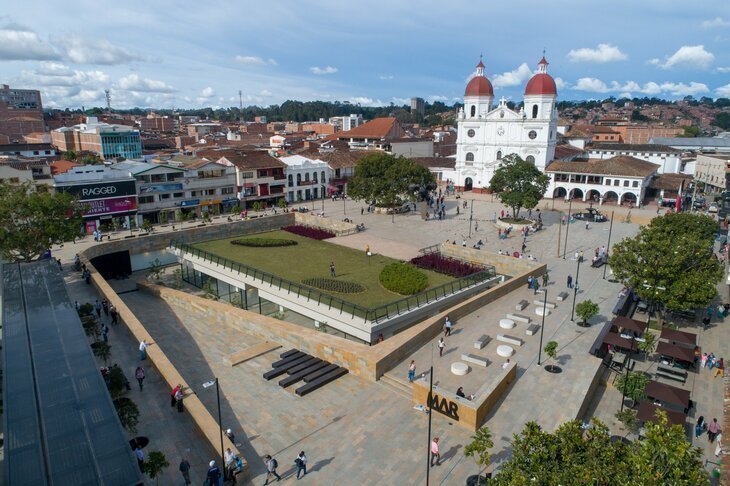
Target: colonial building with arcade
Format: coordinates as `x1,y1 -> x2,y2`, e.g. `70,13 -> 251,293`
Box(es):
454,57 -> 559,192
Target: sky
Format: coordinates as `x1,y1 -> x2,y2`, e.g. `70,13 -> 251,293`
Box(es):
1,0 -> 729,110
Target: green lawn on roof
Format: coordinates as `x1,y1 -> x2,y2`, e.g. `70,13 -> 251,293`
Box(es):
193,230 -> 455,308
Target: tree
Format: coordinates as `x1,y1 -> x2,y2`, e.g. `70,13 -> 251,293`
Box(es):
615,371 -> 649,407
610,212 -> 721,319
678,125 -> 700,138
91,342 -> 112,365
464,427 -> 494,479
141,220 -> 153,233
575,300 -> 599,327
106,364 -> 128,400
0,182 -> 83,262
147,258 -> 165,282
637,332 -> 656,357
488,154 -> 549,219
62,150 -> 77,161
543,341 -> 558,372
714,112 -> 730,131
115,397 -> 140,433
614,409 -> 640,435
82,316 -> 101,341
142,451 -> 170,485
277,198 -> 287,208
347,152 -> 435,208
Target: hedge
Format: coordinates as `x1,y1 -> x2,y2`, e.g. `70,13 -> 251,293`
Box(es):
230,237 -> 298,247
282,224 -> 335,240
410,253 -> 482,277
379,263 -> 428,295
302,278 -> 366,294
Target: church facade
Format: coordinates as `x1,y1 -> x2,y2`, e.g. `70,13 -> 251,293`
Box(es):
454,57 -> 559,193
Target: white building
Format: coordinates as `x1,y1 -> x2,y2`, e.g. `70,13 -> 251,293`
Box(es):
454,57 -> 558,192
694,153 -> 730,191
279,154 -> 330,202
587,143 -> 684,174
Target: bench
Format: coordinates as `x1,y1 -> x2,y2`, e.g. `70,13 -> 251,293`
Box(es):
656,371 -> 686,384
278,361 -> 330,388
473,335 -> 491,350
263,355 -> 312,380
657,365 -> 688,378
515,300 -> 528,311
461,353 -> 490,367
556,291 -> 569,302
286,357 -> 322,375
280,349 -> 299,359
296,367 -> 349,397
303,364 -> 339,383
496,334 -> 523,347
534,300 -> 557,309
271,351 -> 305,368
526,324 -> 540,336
506,313 -> 530,324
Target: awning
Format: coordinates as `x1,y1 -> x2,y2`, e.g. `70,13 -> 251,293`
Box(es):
602,331 -> 638,351
656,341 -> 695,363
613,316 -> 648,334
644,381 -> 690,409
636,401 -> 686,426
659,328 -> 697,347
200,199 -> 222,206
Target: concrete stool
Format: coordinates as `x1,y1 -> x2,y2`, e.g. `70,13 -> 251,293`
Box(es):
451,362 -> 470,375
499,318 -> 515,329
496,345 -> 514,358
535,307 -> 550,317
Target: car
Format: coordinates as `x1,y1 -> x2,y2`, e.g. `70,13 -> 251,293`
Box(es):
708,202 -> 719,213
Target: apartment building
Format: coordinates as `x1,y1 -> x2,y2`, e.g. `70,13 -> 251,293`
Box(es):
51,117 -> 142,160
279,154 -> 330,202
0,85 -> 46,142
0,157 -> 53,188
694,153 -> 730,191
215,151 -> 287,208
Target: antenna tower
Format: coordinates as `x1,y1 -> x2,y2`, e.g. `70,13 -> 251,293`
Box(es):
105,89 -> 112,115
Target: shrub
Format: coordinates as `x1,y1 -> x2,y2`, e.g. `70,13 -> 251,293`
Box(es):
302,278 -> 366,294
114,397 -> 139,433
78,302 -> 94,317
379,263 -> 428,295
282,224 -> 335,240
410,253 -> 483,277
230,237 -> 298,247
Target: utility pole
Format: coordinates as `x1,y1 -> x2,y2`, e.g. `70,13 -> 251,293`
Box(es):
537,288 -> 548,365
468,199 -> 474,237
239,90 -> 243,123
557,214 -> 562,257
426,345 -> 434,486
602,210 -> 615,280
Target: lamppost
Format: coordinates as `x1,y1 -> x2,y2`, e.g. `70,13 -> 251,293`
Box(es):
202,378 -> 225,477
425,345 -> 434,485
602,210 -> 615,280
562,199 -> 573,259
468,199 -> 474,238
570,255 -> 582,321
537,288 -> 548,365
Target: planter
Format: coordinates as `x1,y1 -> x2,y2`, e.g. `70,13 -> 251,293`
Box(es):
544,365 -> 562,374
466,473 -> 491,485
577,321 -> 590,328
495,218 -> 535,231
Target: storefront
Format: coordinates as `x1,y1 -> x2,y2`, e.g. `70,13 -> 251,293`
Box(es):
55,178 -> 138,234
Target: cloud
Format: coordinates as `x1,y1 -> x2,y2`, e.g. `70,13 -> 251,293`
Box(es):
0,23 -> 59,61
567,44 -> 627,63
391,97 -> 409,105
379,75 -> 394,80
310,66 -> 338,75
492,63 -> 533,88
658,82 -> 709,96
554,77 -> 568,90
20,62 -> 109,87
716,84 -> 730,98
574,77 -> 611,93
116,74 -> 176,93
200,86 -> 215,98
651,45 -> 715,69
348,97 -> 384,106
572,77 -> 709,97
52,34 -> 144,65
259,89 -> 272,96
234,55 -> 277,66
702,17 -> 730,29
717,67 -> 730,73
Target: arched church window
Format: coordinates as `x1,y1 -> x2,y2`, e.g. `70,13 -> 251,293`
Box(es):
497,150 -> 502,160
470,105 -> 476,117
532,105 -> 538,118
526,155 -> 536,164
466,152 -> 474,162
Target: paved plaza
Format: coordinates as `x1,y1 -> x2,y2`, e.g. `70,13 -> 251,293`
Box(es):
51,193 -> 730,483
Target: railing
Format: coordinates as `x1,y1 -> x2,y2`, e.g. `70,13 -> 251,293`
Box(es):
170,241 -> 499,324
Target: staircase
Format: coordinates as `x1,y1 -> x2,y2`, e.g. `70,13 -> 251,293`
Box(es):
378,373 -> 413,400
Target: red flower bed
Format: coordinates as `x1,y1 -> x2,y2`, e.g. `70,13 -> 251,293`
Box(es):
282,224 -> 335,240
410,253 -> 483,277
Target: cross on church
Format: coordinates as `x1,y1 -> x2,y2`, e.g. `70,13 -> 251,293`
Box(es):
499,96 -> 507,105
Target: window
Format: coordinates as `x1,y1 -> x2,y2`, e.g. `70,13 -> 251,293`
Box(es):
466,152 -> 474,162
288,174 -> 293,187
526,155 -> 535,164
532,105 -> 538,118
240,171 -> 254,179
605,179 -> 611,185
335,169 -> 341,177
205,189 -> 216,195
321,171 -> 326,183
221,187 -> 234,194
470,105 -> 476,117
528,130 -> 537,140
632,181 -> 639,188
496,150 -> 502,160
296,173 -> 301,184
304,173 -> 310,182
313,172 -> 318,183
190,191 -> 197,197
623,180 -> 629,187
173,192 -> 184,198
160,193 -> 171,200
33,151 -> 39,155
139,196 -> 154,204
614,180 -> 620,186
467,129 -> 476,138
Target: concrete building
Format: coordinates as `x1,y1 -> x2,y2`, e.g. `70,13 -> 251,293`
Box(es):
694,153 -> 730,191
0,84 -> 45,142
51,117 -> 142,160
280,154 -> 330,203
587,143 -> 684,174
138,116 -> 178,133
311,151 -> 368,196
0,158 -> 53,188
411,97 -> 425,117
216,151 -> 287,208
186,122 -> 222,138
111,160 -> 187,224
546,156 -> 658,205
388,138 -> 434,158
650,136 -> 730,153
0,143 -> 56,159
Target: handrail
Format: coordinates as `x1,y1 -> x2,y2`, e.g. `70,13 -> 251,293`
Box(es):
169,240 -> 497,323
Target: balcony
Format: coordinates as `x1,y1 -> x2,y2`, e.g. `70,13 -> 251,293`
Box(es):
273,174 -> 286,180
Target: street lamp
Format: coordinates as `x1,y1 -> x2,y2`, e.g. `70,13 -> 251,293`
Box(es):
537,288 -> 548,365
562,199 -> 573,259
570,255 -> 582,321
425,344 -> 434,486
602,210 -> 615,280
202,378 -> 225,478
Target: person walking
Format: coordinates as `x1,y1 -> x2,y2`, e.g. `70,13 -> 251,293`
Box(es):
179,458 -> 191,485
567,275 -> 573,289
110,305 -> 118,325
430,437 -> 441,466
264,455 -> 281,484
171,384 -> 180,407
708,418 -> 721,442
329,261 -> 336,277
135,366 -> 145,391
295,451 -> 308,479
438,337 -> 445,357
102,298 -> 109,317
134,445 -> 144,472
408,360 -> 416,382
94,300 -> 102,318
695,416 -> 706,438
542,272 -> 549,287
444,316 -> 453,336
139,339 -> 150,360
207,460 -> 222,485
176,387 -> 185,413
101,324 -> 109,343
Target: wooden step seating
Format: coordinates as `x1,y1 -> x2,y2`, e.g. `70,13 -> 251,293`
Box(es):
515,300 -> 528,311
557,291 -> 569,302
263,354 -> 312,380
473,335 -> 491,350
279,361 -> 328,387
264,349 -> 349,395
506,313 -> 530,324
296,368 -> 349,397
496,334 -> 523,347
461,353 -> 490,367
533,300 -> 557,309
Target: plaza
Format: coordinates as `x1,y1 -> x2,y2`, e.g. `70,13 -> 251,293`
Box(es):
43,192 -> 730,484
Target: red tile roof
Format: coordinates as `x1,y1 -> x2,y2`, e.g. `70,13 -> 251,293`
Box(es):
218,151 -> 286,170
50,160 -> 80,175
546,156 -> 658,177
334,117 -> 403,140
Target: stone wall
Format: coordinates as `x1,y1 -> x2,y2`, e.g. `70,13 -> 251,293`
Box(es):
439,243 -> 544,277
294,211 -> 358,236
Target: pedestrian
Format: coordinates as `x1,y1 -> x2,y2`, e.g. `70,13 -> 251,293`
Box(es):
102,298 -> 109,316
361,207 -> 364,215
110,305 -> 118,325
438,337 -> 445,357
430,437 -> 441,466
501,209 -> 505,219
225,448 -> 235,478
696,416 -> 706,438
84,269 -> 91,284
134,444 -> 144,472
521,242 -> 527,253
329,261 -> 336,277
542,272 -> 549,287
94,300 -> 101,317
408,360 -> 416,382
708,418 -> 721,442
444,316 -> 453,336
585,221 -> 590,230
702,315 -> 711,329
179,458 -> 191,485
135,366 -> 145,391
579,250 -> 584,263
493,211 -> 497,222
176,387 -> 184,413
207,460 -> 222,485
457,206 -> 460,215
264,455 -> 281,484
533,280 -> 540,295
567,275 -> 573,289
101,324 -> 108,342
295,451 -> 307,479
714,357 -> 724,378
139,339 -> 150,360
561,215 -> 566,225
527,276 -> 533,290
171,384 -> 180,407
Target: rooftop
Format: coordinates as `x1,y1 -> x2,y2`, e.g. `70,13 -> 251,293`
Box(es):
650,137 -> 730,147
411,157 -> 456,169
546,156 -> 659,177
590,143 -> 680,153
334,117 -> 400,140
218,151 -> 287,170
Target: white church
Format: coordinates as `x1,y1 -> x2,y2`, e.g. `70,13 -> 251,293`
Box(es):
453,57 -> 558,192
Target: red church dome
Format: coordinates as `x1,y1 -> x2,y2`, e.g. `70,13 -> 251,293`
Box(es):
464,58 -> 494,97
524,57 -> 557,96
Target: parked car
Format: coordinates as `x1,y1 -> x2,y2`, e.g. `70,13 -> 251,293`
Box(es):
693,197 -> 706,209
708,202 -> 719,213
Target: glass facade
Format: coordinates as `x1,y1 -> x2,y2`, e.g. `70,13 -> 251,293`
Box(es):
100,131 -> 142,159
